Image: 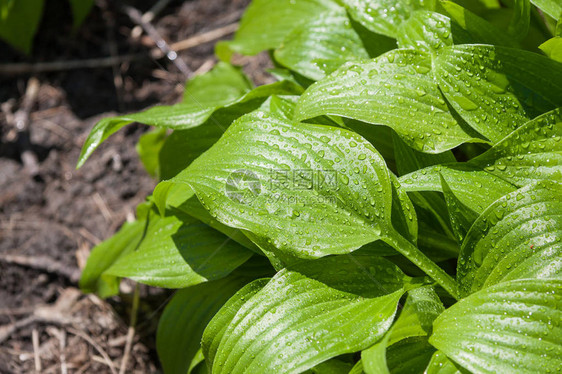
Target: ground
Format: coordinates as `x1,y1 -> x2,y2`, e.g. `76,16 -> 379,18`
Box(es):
0,0 -> 271,372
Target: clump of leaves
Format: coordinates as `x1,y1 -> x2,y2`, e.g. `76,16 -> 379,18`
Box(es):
0,0 -> 93,53
78,0 -> 562,373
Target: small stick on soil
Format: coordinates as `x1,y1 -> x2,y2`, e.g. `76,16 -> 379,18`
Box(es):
67,328 -> 117,374
130,0 -> 173,38
0,254 -> 81,283
169,22 -> 239,53
13,77 -> 40,176
32,328 -> 41,373
119,285 -> 140,374
121,4 -> 192,79
0,54 -> 144,75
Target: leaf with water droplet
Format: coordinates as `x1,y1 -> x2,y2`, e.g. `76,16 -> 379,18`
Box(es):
207,255 -> 417,374
469,107 -> 562,186
274,12 -> 371,81
158,110 -> 395,262
457,181 -> 562,296
341,0 -> 434,38
434,45 -> 562,143
296,49 -> 484,154
430,278 -> 562,373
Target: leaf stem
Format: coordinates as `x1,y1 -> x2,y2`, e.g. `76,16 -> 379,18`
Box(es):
385,233 -> 459,300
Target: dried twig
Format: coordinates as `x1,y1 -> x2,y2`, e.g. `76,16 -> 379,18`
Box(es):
169,22 -> 238,52
0,254 -> 81,283
67,328 -> 117,374
121,4 -> 192,78
119,285 -> 140,374
0,54 -> 144,75
11,77 -> 40,175
32,328 -> 41,373
130,0 -> 173,38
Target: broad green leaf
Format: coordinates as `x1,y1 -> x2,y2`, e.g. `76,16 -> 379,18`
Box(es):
157,275 -> 250,374
77,74 -> 301,168
175,197 -> 262,253
540,36 -> 562,62
390,175 -> 418,244
397,11 -> 459,53
295,49 -> 483,153
162,110 -> 394,260
79,218 -> 146,297
0,0 -> 43,53
349,361 -> 364,374
67,0 -> 93,28
341,0 -> 435,38
158,102 -> 262,180
221,0 -> 341,56
530,0 -> 562,20
309,359 -> 354,374
399,164 -> 517,214
433,45 -> 562,142
210,255 -> 419,374
507,0 -> 530,39
429,279 -> 562,374
202,279 -> 270,368
469,107 -> 562,187
439,175 -> 479,243
398,8 -> 517,53
362,286 -> 443,374
457,181 -> 562,296
182,62 -> 252,106
274,12 -> 369,81
384,337 -> 435,373
104,208 -> 253,288
424,351 -> 463,374
439,1 -> 516,47
136,128 -> 166,178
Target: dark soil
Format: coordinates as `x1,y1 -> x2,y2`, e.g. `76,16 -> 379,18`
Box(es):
0,0 -> 272,372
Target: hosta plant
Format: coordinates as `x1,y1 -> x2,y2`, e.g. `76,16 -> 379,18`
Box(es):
78,0 -> 562,373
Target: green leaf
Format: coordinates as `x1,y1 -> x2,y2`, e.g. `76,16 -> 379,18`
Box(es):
295,49 -> 483,154
440,1 -> 517,47
209,255 -> 419,374
396,10 -> 458,53
384,337 -> 435,373
77,68 -> 301,168
222,0 -> 341,56
507,0 -> 530,39
157,275 -> 251,374
161,110 -> 394,261
136,128 -> 166,178
530,0 -> 562,20
362,286 -> 443,374
274,12 -> 370,80
348,361 -> 364,374
310,359 -> 354,374
67,0 -> 93,28
182,62 -> 252,106
103,208 -> 253,288
0,0 -> 44,53
399,164 -> 517,214
457,181 -> 562,296
175,196 -> 262,253
469,107 -> 562,187
429,279 -> 562,373
341,0 -> 435,38
202,279 -> 270,369
439,175 -> 479,243
79,218 -> 146,297
540,36 -> 562,62
433,45 -> 562,142
424,351 -> 463,374
158,102 -> 261,180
